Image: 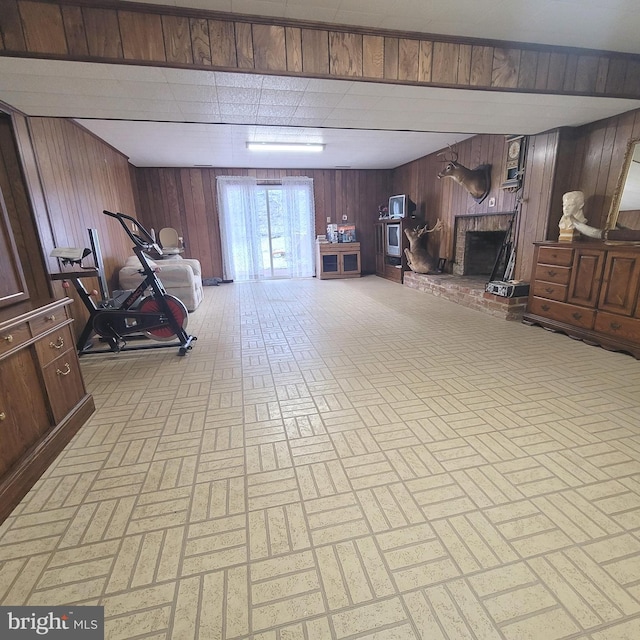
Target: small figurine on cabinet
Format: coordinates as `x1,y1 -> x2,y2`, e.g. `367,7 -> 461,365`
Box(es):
558,190 -> 588,242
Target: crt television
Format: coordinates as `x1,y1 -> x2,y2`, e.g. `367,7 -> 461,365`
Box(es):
388,194 -> 416,219
386,222 -> 402,257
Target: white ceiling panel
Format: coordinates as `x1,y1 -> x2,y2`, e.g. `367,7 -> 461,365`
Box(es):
0,58 -> 638,169
3,0 -> 640,170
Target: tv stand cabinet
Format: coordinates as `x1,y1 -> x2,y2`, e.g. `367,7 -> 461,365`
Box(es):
316,242 -> 361,279
375,219 -> 415,284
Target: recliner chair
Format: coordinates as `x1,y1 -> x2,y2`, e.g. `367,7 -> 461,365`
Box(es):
158,227 -> 184,255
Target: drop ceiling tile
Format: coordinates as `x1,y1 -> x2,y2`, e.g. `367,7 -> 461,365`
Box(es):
261,76 -> 310,91
298,92 -> 344,108
116,81 -> 176,100
232,0 -> 286,17
109,65 -> 168,83
259,89 -> 304,106
305,78 -> 352,94
217,86 -> 261,103
214,71 -> 264,88
169,84 -> 218,102
284,6 -> 338,22
336,94 -> 383,109
219,103 -> 259,117
176,102 -> 220,115
293,107 -> 335,119
255,116 -> 294,125
257,105 -> 297,117
162,68 -> 217,85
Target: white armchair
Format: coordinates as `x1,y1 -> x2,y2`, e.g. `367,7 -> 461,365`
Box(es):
118,255 -> 203,311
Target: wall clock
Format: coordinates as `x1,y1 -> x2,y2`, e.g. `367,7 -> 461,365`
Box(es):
502,135 -> 525,190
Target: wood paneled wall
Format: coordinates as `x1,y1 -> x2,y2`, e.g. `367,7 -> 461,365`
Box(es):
134,167 -> 392,278
27,118 -> 137,284
25,117 -> 137,326
1,0 -> 639,98
392,134 -> 521,274
390,108 -> 640,282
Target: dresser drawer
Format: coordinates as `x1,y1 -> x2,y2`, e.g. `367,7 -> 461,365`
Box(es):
595,311 -> 640,343
29,307 -> 67,337
0,322 -> 31,357
534,264 -> 572,285
538,246 -> 574,266
40,349 -> 85,424
532,281 -> 568,302
34,324 -> 75,368
529,296 -> 596,330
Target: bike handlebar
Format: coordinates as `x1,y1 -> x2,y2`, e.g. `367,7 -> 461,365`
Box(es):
103,210 -> 163,254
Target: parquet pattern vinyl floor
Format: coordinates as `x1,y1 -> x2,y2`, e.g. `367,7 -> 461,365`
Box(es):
2,276 -> 640,639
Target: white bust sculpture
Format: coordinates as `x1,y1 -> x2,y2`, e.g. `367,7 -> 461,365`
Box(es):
559,190 -> 588,231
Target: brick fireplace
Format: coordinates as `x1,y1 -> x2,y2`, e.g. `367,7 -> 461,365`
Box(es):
401,211 -> 528,321
453,213 -> 513,276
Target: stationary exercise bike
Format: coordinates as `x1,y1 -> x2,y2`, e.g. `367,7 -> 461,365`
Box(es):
68,210 -> 197,356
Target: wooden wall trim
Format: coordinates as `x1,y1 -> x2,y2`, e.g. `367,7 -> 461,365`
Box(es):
1,0 -> 640,98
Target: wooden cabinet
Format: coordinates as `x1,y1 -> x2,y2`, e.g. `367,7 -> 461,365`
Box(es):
316,242 -> 361,279
0,299 -> 95,522
374,219 -> 415,284
523,242 -> 640,358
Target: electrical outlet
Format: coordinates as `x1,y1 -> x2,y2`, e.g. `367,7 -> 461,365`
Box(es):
326,217 -> 331,223
342,214 -> 348,221
488,197 -> 496,208
132,222 -> 139,232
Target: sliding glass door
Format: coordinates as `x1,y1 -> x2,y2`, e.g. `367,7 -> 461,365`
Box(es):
257,186 -> 288,278
217,176 -> 316,282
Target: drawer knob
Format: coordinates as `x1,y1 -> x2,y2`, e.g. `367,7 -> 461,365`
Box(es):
547,270 -> 557,277
541,304 -> 550,312
0,412 -> 5,421
3,334 -> 13,343
610,322 -> 622,331
45,314 -> 56,322
49,336 -> 65,350
572,312 -> 583,321
544,287 -> 554,294
56,363 -> 71,376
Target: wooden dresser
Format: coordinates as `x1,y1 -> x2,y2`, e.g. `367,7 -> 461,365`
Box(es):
523,241 -> 640,358
0,298 -> 94,521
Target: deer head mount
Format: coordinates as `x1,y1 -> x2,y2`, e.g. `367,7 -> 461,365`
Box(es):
403,220 -> 444,274
437,145 -> 491,204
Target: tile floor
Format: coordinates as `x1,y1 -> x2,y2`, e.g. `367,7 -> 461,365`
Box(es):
2,275 -> 640,639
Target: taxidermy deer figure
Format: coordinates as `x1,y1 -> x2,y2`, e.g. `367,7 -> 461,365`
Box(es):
404,219 -> 444,274
437,145 -> 491,203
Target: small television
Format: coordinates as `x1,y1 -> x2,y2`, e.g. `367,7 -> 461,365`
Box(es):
386,222 -> 402,257
388,194 -> 416,219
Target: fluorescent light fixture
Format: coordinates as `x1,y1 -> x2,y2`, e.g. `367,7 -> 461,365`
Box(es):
247,142 -> 325,152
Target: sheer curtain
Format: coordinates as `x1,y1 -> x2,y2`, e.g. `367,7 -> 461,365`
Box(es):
281,177 -> 316,278
216,176 -> 260,281
217,175 -> 316,282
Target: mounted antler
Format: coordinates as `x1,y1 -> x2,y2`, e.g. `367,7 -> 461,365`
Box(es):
436,144 -> 491,203
413,219 -> 444,238
436,144 -> 459,164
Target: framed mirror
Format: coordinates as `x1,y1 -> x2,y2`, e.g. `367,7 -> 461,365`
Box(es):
606,137 -> 640,231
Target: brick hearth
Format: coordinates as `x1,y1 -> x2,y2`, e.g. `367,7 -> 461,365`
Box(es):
403,272 -> 528,321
